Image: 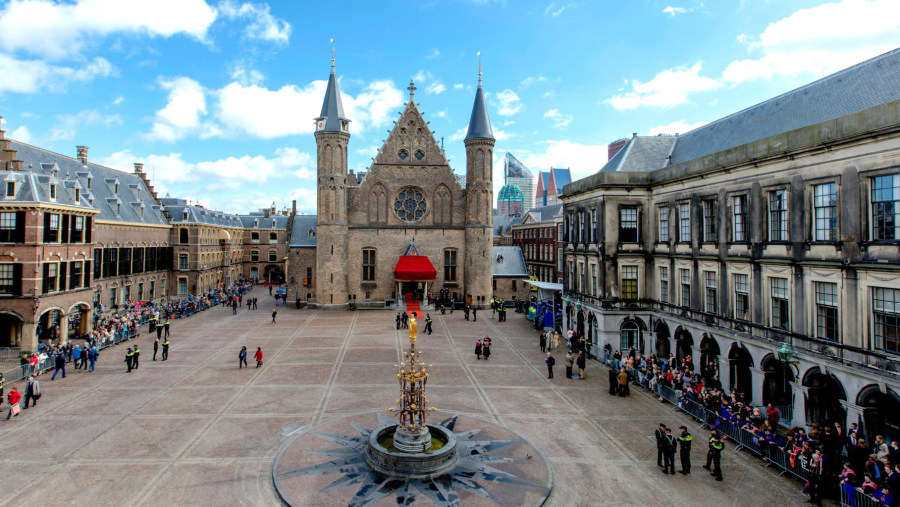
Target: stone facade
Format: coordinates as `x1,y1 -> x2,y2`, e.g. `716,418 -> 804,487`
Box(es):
561,50 -> 900,439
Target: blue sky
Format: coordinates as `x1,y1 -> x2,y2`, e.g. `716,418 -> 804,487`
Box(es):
0,0 -> 898,214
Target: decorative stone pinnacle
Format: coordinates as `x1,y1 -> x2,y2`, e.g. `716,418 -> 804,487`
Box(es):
408,79 -> 416,100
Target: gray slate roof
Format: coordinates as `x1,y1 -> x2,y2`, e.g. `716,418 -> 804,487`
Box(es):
238,213 -> 290,230
6,141 -> 168,225
289,215 -> 317,247
492,246 -> 527,277
493,214 -> 523,236
158,197 -> 244,228
465,83 -> 494,140
551,168 -> 571,191
600,136 -> 677,173
521,203 -> 562,223
315,68 -> 349,132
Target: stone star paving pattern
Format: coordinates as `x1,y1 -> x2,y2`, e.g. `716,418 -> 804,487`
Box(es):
0,288 -> 814,506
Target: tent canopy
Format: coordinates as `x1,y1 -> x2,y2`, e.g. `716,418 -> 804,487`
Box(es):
394,255 -> 437,281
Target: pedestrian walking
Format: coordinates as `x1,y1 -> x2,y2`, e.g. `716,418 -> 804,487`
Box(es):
474,339 -> 482,360
539,332 -> 547,352
425,314 -> 433,335
255,347 -> 264,368
23,377 -> 40,408
576,350 -> 586,380
88,346 -> 97,372
703,429 -> 724,481
125,347 -> 134,372
153,338 -> 159,361
6,387 -> 21,420
464,305 -> 470,321
161,338 -> 170,361
472,306 -> 477,322
396,312 -> 402,330
272,310 -> 277,323
545,352 -> 555,379
253,297 -> 258,310
678,426 -> 693,474
564,350 -> 575,379
552,332 -> 560,352
51,351 -> 66,380
482,336 -> 491,360
239,346 -> 248,369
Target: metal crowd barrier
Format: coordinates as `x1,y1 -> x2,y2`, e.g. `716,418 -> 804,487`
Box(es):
840,486 -> 879,507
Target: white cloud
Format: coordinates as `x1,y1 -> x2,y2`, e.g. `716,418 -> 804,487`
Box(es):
413,70 -> 432,83
146,77 -> 214,142
111,95 -> 124,105
9,125 -> 32,143
723,0 -> 900,84
453,83 -> 465,90
608,62 -> 721,110
0,0 -> 218,59
544,3 -> 575,17
647,119 -> 709,136
97,146 -> 312,192
426,81 -> 446,95
663,6 -> 690,16
0,54 -> 114,94
543,109 -> 572,128
520,75 -> 547,88
432,109 -> 448,119
448,126 -> 467,142
145,75 -> 404,141
493,89 -> 523,116
218,0 -> 291,45
49,109 -> 122,141
230,65 -> 265,86
520,140 -> 608,181
493,129 -> 514,141
425,48 -> 440,59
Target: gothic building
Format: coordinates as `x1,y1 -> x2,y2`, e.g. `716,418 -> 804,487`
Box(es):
300,60 -> 497,308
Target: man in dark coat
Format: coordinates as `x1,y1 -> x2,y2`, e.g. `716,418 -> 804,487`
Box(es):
678,426 -> 693,474
608,367 -> 618,395
662,427 -> 677,475
655,423 -> 667,467
545,352 -> 555,379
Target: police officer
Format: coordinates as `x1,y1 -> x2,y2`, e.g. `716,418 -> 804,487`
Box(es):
703,429 -> 724,481
424,314 -> 433,335
678,426 -> 693,475
153,338 -> 159,361
655,423 -> 667,467
662,427 -> 677,475
163,318 -> 171,338
125,347 -> 134,372
132,345 -> 140,369
161,339 -> 170,361
148,314 -> 156,333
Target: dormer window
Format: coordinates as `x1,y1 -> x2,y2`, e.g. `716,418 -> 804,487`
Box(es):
87,177 -> 92,189
49,184 -> 57,200
183,210 -> 189,220
5,181 -> 14,197
74,188 -> 81,203
115,183 -> 119,194
117,203 -> 121,214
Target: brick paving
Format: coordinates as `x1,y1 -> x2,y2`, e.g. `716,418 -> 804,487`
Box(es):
0,287 -> 812,506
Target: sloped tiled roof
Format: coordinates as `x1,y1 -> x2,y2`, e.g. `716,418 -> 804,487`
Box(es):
289,215 -> 317,247
465,82 -> 494,140
6,141 -> 168,225
492,246 -> 527,277
159,197 -> 244,228
238,214 -> 290,229
551,168 -> 571,192
600,136 -> 677,173
669,48 -> 900,166
520,203 -> 562,223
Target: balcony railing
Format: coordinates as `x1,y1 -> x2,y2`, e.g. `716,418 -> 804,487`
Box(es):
562,290 -> 900,378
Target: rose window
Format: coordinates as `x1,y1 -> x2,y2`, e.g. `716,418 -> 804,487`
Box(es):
394,187 -> 427,222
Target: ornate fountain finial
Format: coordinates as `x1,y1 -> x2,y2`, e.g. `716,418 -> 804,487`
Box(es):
408,311 -> 417,346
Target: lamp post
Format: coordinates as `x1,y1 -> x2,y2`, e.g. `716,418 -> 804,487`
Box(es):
777,343 -> 794,406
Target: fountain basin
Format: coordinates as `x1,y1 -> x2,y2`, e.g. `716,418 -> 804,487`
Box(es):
365,424 -> 458,479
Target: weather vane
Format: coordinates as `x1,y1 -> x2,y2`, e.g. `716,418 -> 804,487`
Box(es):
330,37 -> 335,68
477,51 -> 482,84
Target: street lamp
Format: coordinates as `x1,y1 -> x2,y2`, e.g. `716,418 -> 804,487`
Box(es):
776,343 -> 795,406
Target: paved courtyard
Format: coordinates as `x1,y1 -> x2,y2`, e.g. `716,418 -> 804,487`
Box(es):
0,287 -> 810,506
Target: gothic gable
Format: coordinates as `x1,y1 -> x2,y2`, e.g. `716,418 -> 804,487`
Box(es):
373,86 -> 448,168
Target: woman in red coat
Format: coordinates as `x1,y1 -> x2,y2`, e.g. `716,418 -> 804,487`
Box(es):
254,347 -> 263,368
6,387 -> 21,420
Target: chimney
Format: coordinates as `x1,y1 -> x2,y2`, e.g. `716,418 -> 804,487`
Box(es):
264,208 -> 270,218
12,160 -> 23,171
0,115 -> 4,139
631,132 -> 637,138
134,162 -> 144,174
292,200 -> 297,216
76,145 -> 89,165
607,138 -> 629,160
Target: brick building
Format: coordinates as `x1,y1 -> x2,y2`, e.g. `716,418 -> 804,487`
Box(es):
512,204 -> 563,285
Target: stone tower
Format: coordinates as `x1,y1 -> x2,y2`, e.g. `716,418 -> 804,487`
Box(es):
315,57 -> 351,306
463,71 -> 495,304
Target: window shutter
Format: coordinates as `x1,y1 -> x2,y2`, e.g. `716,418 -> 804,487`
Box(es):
85,217 -> 92,243
84,260 -> 92,287
14,211 -> 25,243
93,250 -> 102,279
59,262 -> 67,291
12,263 -> 21,295
43,212 -> 51,242
42,263 -> 50,293
61,214 -> 70,243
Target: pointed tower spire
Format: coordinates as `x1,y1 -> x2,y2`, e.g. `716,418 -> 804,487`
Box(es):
315,39 -> 350,133
465,51 -> 494,141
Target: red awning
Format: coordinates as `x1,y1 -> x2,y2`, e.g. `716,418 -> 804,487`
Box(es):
394,255 -> 437,281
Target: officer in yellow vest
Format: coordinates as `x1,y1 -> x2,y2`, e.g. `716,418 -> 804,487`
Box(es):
132,345 -> 140,369
703,429 -> 724,481
161,339 -> 170,361
125,347 -> 134,372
